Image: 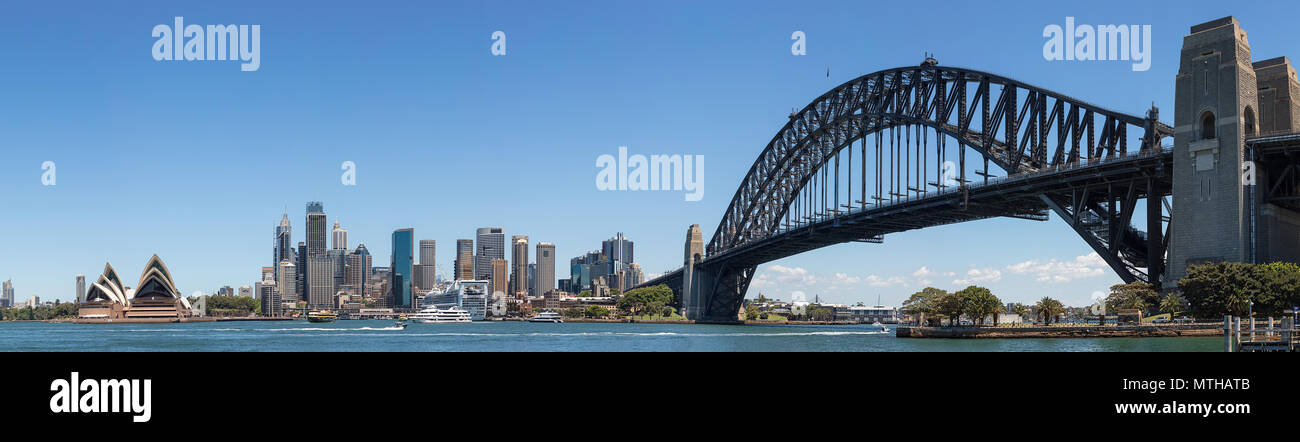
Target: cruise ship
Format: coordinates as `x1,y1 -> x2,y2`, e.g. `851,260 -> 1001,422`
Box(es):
420,280 -> 489,321
410,306 -> 472,323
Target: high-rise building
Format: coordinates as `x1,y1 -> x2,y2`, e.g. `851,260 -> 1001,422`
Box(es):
305,201 -> 327,257
415,240 -> 436,292
308,254 -> 335,309
2,279 -> 13,308
238,285 -> 252,298
332,222 -> 348,251
455,239 -> 474,281
475,227 -> 505,282
602,232 -> 634,265
527,263 -> 537,297
535,242 -> 555,297
568,250 -> 604,293
510,235 -> 529,299
261,266 -> 275,283
346,244 -> 372,289
277,260 -> 298,302
295,242 -> 307,302
391,228 -> 414,308
75,274 -> 86,304
490,258 -> 508,296
255,280 -> 280,317
329,248 -> 348,298
274,212 -> 292,282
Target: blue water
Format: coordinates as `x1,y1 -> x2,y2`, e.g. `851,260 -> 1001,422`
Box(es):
0,321 -> 1220,351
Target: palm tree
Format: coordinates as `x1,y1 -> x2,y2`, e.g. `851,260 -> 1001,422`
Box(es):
1159,293 -> 1185,321
1035,297 -> 1065,325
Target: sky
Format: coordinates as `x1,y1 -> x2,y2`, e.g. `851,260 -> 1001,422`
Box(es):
1,0 -> 1296,307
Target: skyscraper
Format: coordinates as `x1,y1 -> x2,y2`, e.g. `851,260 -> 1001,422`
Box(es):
75,274 -> 86,304
455,239 -> 474,281
305,202 -> 327,256
415,240 -> 436,292
274,212 -> 292,282
527,263 -> 536,297
278,260 -> 298,302
295,241 -> 307,303
3,279 -> 14,308
308,254 -> 335,309
346,244 -> 372,289
490,258 -> 508,296
602,232 -> 634,265
510,235 -> 529,298
391,228 -> 414,308
256,280 -> 280,317
475,227 -> 505,282
536,242 -> 555,296
332,222 -> 348,250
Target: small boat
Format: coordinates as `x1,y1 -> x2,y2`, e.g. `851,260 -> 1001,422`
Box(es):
528,311 -> 564,323
410,306 -> 472,323
393,321 -> 408,329
306,310 -> 338,323
871,321 -> 889,333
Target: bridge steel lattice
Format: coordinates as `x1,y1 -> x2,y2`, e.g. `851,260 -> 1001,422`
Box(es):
639,62 -> 1177,323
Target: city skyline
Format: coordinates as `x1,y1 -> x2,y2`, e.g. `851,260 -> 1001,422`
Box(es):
4,1 -> 1299,308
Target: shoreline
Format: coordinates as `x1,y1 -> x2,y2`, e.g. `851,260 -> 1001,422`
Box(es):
897,324 -> 1222,339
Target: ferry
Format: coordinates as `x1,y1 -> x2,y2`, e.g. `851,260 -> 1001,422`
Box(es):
527,311 -> 564,323
410,306 -> 472,324
306,310 -> 338,323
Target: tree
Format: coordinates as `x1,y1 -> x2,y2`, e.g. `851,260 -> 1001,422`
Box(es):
1159,292 -> 1185,319
745,308 -> 759,321
1035,297 -> 1065,325
935,292 -> 966,326
957,286 -> 1002,326
1105,282 -> 1158,316
617,284 -> 675,317
583,305 -> 609,318
902,287 -> 947,325
1179,262 -> 1260,317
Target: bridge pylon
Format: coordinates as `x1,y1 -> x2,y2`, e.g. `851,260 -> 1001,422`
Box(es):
1167,16 -> 1300,289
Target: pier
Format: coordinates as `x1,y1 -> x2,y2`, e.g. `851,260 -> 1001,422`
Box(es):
1225,316 -> 1299,352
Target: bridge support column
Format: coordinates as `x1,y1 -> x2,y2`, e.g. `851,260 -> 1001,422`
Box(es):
1168,17 -> 1256,289
682,225 -> 705,320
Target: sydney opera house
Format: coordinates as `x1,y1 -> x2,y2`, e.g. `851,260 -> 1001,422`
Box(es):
78,255 -> 193,320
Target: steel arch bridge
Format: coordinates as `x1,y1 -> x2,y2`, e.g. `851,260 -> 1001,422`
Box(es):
635,60 -> 1177,323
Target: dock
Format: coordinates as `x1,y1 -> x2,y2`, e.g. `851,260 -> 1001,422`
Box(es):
1226,315 -> 1299,352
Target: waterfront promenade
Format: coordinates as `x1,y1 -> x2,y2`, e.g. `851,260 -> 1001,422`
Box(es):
897,324 -> 1222,339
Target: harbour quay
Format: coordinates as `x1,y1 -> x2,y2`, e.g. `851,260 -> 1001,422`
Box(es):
897,324 -> 1223,339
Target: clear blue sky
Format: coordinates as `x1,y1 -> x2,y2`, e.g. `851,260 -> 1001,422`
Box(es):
1,0 -> 1296,307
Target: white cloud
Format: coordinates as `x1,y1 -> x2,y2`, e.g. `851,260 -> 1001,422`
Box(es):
1005,252 -> 1107,283
860,275 -> 904,287
953,267 -> 1002,285
761,264 -> 818,286
911,266 -> 934,286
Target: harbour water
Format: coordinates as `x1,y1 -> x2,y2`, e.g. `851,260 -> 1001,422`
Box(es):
0,320 -> 1220,351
